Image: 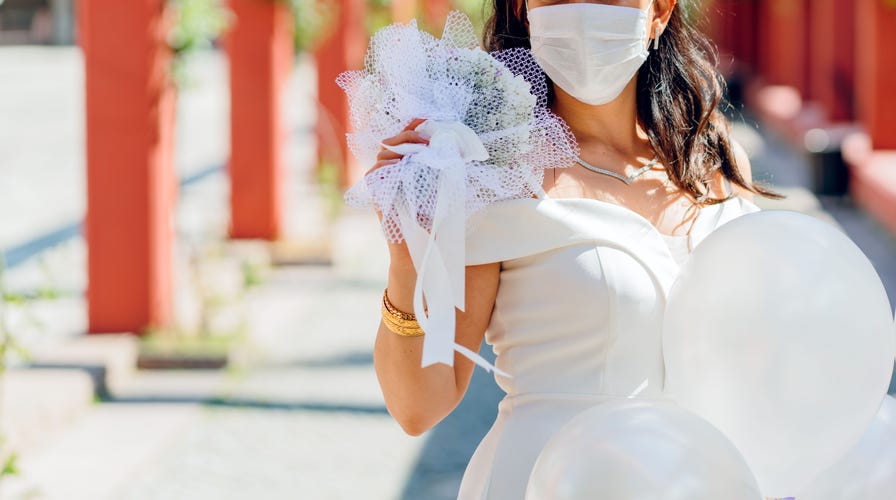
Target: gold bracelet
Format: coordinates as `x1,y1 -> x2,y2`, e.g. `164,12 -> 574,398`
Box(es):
382,292 -> 424,337
382,288 -> 425,337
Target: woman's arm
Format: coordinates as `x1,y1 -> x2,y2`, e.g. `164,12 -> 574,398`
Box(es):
375,249 -> 500,436
368,118 -> 502,436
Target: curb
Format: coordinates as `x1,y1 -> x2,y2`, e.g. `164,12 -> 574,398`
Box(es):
28,333 -> 139,400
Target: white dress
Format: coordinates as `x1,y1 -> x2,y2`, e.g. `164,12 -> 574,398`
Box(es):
456,188 -> 761,499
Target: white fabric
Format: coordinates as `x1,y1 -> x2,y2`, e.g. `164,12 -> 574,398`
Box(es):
339,11 -> 578,374
662,234 -> 691,268
528,2 -> 652,105
457,193 -> 761,500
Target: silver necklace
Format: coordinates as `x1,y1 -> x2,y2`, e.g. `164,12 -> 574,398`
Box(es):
575,156 -> 660,185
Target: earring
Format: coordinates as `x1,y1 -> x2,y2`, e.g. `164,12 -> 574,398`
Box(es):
653,26 -> 661,50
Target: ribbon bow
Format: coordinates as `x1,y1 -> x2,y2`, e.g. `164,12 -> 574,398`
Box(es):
382,120 -> 510,377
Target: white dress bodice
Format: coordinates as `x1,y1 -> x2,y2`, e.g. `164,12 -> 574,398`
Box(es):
457,193 -> 761,499
661,233 -> 691,267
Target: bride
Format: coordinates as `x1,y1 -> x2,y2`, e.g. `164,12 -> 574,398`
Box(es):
368,0 -> 781,498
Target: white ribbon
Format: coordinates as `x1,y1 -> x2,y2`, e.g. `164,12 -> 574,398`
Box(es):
384,120 -> 511,378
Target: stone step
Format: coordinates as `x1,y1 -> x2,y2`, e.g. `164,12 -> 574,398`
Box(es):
28,333 -> 139,399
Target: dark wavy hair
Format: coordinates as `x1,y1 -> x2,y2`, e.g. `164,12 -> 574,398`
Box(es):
482,0 -> 782,204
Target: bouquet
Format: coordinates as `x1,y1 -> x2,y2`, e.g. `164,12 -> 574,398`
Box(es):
339,12 -> 578,376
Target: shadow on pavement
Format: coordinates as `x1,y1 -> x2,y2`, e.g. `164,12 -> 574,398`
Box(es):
270,350 -> 375,369
106,396 -> 389,415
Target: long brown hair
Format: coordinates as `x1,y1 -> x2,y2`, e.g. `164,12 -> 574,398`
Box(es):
483,0 -> 782,204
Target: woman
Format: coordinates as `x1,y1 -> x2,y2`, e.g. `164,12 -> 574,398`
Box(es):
370,0 -> 782,498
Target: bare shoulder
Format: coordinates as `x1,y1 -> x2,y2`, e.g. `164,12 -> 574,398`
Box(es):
709,138 -> 755,202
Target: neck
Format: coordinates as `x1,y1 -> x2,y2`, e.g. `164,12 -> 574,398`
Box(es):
551,78 -> 648,157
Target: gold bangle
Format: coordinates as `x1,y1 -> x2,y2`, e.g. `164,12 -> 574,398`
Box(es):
382,288 -> 425,337
383,288 -> 417,320
382,306 -> 425,337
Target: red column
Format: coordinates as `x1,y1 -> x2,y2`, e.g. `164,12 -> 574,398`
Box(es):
831,0 -> 857,121
809,0 -> 856,121
704,0 -> 736,62
845,1 -> 896,238
82,0 -> 176,334
730,0 -> 759,71
227,0 -> 294,240
855,0 -> 896,149
757,0 -> 809,94
703,0 -> 759,76
315,0 -> 367,189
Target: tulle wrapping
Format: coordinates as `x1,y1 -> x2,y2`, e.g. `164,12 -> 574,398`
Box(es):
338,12 -> 578,374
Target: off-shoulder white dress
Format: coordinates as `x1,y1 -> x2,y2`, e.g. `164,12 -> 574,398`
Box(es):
456,187 -> 761,500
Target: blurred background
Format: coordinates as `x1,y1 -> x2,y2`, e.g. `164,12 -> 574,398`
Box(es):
0,0 -> 893,498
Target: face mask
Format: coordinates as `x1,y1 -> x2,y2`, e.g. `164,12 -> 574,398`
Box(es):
527,1 -> 654,106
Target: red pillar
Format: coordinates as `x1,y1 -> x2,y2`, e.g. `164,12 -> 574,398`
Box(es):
704,0 -> 736,62
845,1 -> 896,238
227,0 -> 294,240
730,0 -> 759,71
315,0 -> 367,189
809,0 -> 856,121
702,0 -> 759,76
82,0 -> 176,333
757,0 -> 809,94
855,0 -> 896,149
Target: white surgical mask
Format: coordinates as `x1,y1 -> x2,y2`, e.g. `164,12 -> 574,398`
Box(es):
527,1 -> 654,105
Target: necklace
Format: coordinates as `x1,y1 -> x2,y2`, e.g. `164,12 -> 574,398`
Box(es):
575,156 -> 660,185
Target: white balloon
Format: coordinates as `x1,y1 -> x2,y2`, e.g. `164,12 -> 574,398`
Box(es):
663,211 -> 895,498
525,399 -> 762,500
799,396 -> 896,499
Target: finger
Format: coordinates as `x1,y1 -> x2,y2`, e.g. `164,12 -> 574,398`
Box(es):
376,148 -> 404,162
403,118 -> 427,132
381,130 -> 429,147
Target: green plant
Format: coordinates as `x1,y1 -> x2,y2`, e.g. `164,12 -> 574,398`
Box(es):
137,238 -> 269,368
140,328 -> 244,358
364,0 -> 394,34
451,0 -> 488,32
189,242 -> 251,339
1,453 -> 18,477
167,0 -> 233,86
283,0 -> 335,53
0,286 -> 30,376
0,254 -> 56,489
0,433 -> 19,495
241,258 -> 266,289
364,1 -> 488,37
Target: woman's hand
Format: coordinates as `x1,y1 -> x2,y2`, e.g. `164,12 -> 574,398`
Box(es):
368,118 -> 429,221
368,118 -> 429,263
